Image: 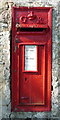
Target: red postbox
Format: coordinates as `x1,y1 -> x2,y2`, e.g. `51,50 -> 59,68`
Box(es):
11,7 -> 52,112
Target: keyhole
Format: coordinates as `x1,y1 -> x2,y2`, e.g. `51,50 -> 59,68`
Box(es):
25,77 -> 27,81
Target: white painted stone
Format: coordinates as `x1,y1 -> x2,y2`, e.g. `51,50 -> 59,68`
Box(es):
2,105 -> 11,118
0,0 -> 59,119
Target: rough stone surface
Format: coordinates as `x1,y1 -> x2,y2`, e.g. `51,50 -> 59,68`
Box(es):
0,0 -> 60,119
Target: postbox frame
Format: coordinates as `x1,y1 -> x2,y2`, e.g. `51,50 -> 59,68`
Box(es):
11,7 -> 52,112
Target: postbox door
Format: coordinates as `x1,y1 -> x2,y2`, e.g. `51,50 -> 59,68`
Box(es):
19,44 -> 46,105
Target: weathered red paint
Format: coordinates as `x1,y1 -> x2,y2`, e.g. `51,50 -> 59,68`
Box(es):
11,7 -> 52,112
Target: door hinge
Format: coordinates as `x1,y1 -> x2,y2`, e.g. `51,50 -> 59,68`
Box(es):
14,46 -> 18,52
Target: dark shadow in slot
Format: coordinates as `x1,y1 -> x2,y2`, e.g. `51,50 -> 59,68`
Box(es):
17,27 -> 47,32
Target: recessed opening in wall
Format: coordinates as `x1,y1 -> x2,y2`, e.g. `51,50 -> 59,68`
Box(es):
11,6 -> 52,112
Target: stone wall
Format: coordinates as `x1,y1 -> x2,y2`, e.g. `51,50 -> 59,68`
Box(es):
0,0 -> 60,119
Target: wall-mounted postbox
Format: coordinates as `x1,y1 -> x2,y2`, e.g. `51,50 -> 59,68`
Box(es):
11,7 -> 52,112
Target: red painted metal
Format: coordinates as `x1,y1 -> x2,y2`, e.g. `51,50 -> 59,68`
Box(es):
11,7 -> 52,112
